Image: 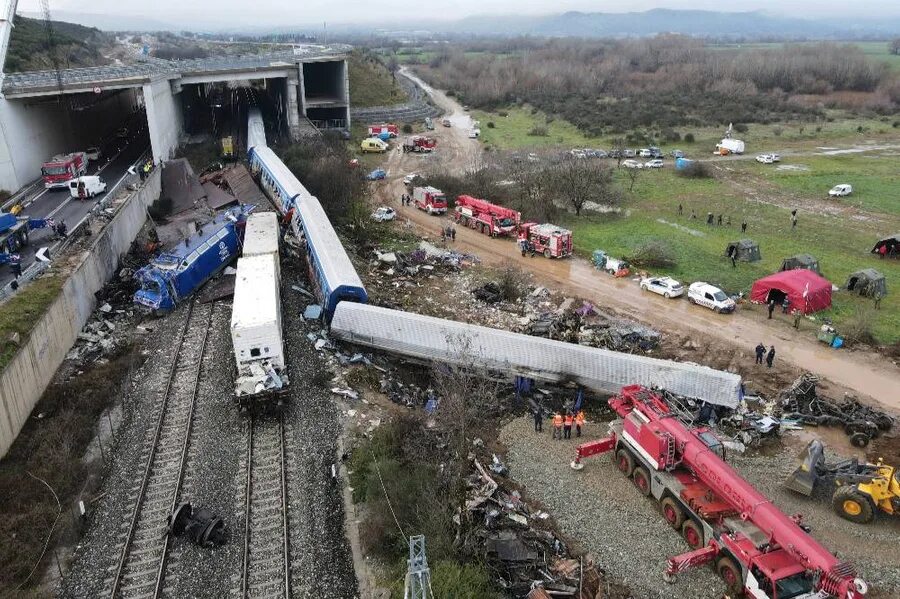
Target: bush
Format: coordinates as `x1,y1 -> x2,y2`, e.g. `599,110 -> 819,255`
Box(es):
628,240 -> 677,269
430,560 -> 499,599
148,196 -> 173,220
527,125 -> 549,137
684,133 -> 696,143
486,121 -> 495,128
841,306 -> 878,347
773,126 -> 783,136
498,110 -> 508,117
401,123 -> 413,134
675,161 -> 712,179
496,265 -> 529,302
733,123 -> 749,133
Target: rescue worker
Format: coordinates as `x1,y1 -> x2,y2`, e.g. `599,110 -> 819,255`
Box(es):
450,225 -> 456,242
767,299 -> 776,319
532,406 -> 543,432
551,412 -> 563,440
677,203 -> 683,216
755,342 -> 766,364
575,410 -> 585,437
563,411 -> 574,440
782,296 -> 791,314
10,254 -> 22,279
717,214 -> 723,226
77,181 -> 86,201
741,221 -> 747,233
874,291 -> 883,310
793,309 -> 802,329
766,345 -> 776,368
55,220 -> 68,239
706,212 -> 714,225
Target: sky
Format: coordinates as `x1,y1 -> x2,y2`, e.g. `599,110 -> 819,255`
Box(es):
16,0 -> 900,27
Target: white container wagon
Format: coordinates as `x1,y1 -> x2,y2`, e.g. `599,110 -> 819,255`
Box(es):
243,212 -> 280,260
231,253 -> 288,410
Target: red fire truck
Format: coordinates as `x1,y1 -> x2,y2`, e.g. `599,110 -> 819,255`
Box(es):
572,386 -> 869,599
41,152 -> 88,189
454,195 -> 520,237
402,136 -> 437,153
518,222 -> 573,258
367,123 -> 399,138
412,186 -> 448,215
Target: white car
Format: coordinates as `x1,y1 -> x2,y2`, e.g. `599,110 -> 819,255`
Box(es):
829,184 -> 852,197
770,153 -> 781,162
640,276 -> 684,298
644,159 -> 664,169
622,159 -> 643,169
638,148 -> 653,158
403,173 -> 419,185
85,147 -> 102,161
468,129 -> 481,138
756,154 -> 774,164
371,206 -> 396,222
687,282 -> 735,313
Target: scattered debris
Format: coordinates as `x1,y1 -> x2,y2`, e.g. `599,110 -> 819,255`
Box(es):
168,502 -> 226,547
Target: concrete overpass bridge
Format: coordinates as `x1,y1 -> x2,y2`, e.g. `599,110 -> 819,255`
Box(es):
0,43 -> 351,191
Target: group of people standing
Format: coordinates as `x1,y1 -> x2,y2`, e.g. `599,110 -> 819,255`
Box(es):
400,193 -> 413,206
533,407 -> 586,440
441,223 -> 456,243
755,342 -> 776,368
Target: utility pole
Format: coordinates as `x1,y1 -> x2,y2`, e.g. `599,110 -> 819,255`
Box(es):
403,535 -> 433,599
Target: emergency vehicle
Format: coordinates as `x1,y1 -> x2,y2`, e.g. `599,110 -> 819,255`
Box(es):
412,186 -> 447,215
518,223 -> 573,258
454,195 -> 520,237
41,152 -> 88,189
687,282 -> 736,313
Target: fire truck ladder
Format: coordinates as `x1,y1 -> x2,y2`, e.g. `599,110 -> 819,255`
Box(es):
662,432 -> 677,470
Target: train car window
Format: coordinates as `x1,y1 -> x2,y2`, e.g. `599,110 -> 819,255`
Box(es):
250,348 -> 261,357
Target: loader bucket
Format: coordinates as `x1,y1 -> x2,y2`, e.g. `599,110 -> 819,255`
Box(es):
785,440 -> 825,496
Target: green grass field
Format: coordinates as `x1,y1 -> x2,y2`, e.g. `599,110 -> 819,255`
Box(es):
348,52 -> 407,108
562,169 -> 900,343
472,107 -> 594,150
707,41 -> 900,70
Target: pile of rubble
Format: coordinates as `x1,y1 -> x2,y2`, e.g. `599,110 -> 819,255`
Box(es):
779,373 -> 893,447
466,457 -> 622,598
66,262 -> 143,363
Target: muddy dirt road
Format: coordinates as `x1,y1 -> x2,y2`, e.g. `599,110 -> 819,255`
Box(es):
378,68 -> 900,414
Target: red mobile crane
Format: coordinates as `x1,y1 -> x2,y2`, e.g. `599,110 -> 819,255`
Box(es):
572,385 -> 868,599
454,195 -> 520,237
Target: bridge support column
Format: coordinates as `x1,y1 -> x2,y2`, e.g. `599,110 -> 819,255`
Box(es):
286,77 -> 302,142
143,77 -> 182,165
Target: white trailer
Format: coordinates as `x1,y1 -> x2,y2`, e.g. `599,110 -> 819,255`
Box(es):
243,212 -> 280,258
715,138 -> 745,155
232,253 -> 284,368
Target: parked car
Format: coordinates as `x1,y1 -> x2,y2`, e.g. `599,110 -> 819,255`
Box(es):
441,118 -> 451,127
569,149 -> 587,159
622,159 -> 643,169
85,147 -> 102,161
623,149 -> 636,158
671,149 -> 684,159
593,149 -> 609,158
649,146 -> 663,158
640,276 -> 684,298
688,282 -> 735,313
468,129 -> 480,138
608,149 -> 622,159
371,206 -> 396,222
644,159 -> 664,169
366,168 -> 386,181
829,184 -> 853,197
770,153 -> 781,162
403,173 -> 420,185
639,148 -> 653,158
361,137 -> 389,153
756,154 -> 774,164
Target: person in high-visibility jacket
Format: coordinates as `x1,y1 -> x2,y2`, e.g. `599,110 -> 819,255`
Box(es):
575,411 -> 585,437
563,411 -> 574,439
551,412 -> 563,440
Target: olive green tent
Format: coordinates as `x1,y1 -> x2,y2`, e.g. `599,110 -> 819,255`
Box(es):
780,254 -> 820,274
725,239 -> 761,262
845,269 -> 886,298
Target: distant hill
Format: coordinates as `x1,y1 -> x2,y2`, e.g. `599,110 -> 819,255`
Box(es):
5,15 -> 113,73
449,9 -> 900,40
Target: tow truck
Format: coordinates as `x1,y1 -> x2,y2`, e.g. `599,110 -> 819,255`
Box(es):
572,385 -> 869,599
0,210 -> 57,265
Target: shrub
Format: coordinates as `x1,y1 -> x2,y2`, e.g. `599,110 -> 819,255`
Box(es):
773,126 -> 783,136
486,121 -> 495,128
496,264 -> 529,302
841,307 -> 878,347
527,125 -> 549,137
628,240 -> 677,269
675,161 -> 712,179
498,110 -> 508,117
684,133 -> 696,143
401,123 -> 413,134
733,123 -> 749,133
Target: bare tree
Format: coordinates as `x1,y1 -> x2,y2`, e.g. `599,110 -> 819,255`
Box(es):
625,166 -> 641,192
611,137 -> 627,167
891,39 -> 900,56
550,159 -> 617,216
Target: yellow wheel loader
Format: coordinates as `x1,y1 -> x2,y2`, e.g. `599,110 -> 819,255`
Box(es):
785,440 -> 899,524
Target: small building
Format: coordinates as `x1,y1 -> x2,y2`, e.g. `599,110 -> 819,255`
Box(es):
845,269 -> 886,298
871,234 -> 900,258
750,270 -> 832,314
725,239 -> 761,262
780,254 -> 820,274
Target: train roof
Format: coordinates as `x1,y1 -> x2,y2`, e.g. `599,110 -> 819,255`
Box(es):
243,212 -> 280,258
247,107 -> 267,151
153,206 -> 246,268
232,254 -> 280,329
252,146 -> 307,203
295,195 -> 365,290
331,303 -> 741,408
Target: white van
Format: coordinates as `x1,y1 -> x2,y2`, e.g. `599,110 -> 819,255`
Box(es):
688,282 -> 736,314
69,175 -> 107,200
828,184 -> 852,197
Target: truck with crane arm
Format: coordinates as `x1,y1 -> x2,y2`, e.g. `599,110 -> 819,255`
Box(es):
571,385 -> 868,599
454,195 -> 520,237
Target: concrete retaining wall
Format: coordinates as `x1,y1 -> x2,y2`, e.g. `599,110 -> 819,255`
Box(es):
0,169 -> 161,458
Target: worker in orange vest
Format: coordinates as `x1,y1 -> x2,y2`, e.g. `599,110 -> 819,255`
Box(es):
552,412 -> 563,440
575,411 -> 585,437
563,411 -> 574,439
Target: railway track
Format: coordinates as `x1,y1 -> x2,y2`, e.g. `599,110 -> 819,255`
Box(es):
106,301 -> 214,599
240,415 -> 291,599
